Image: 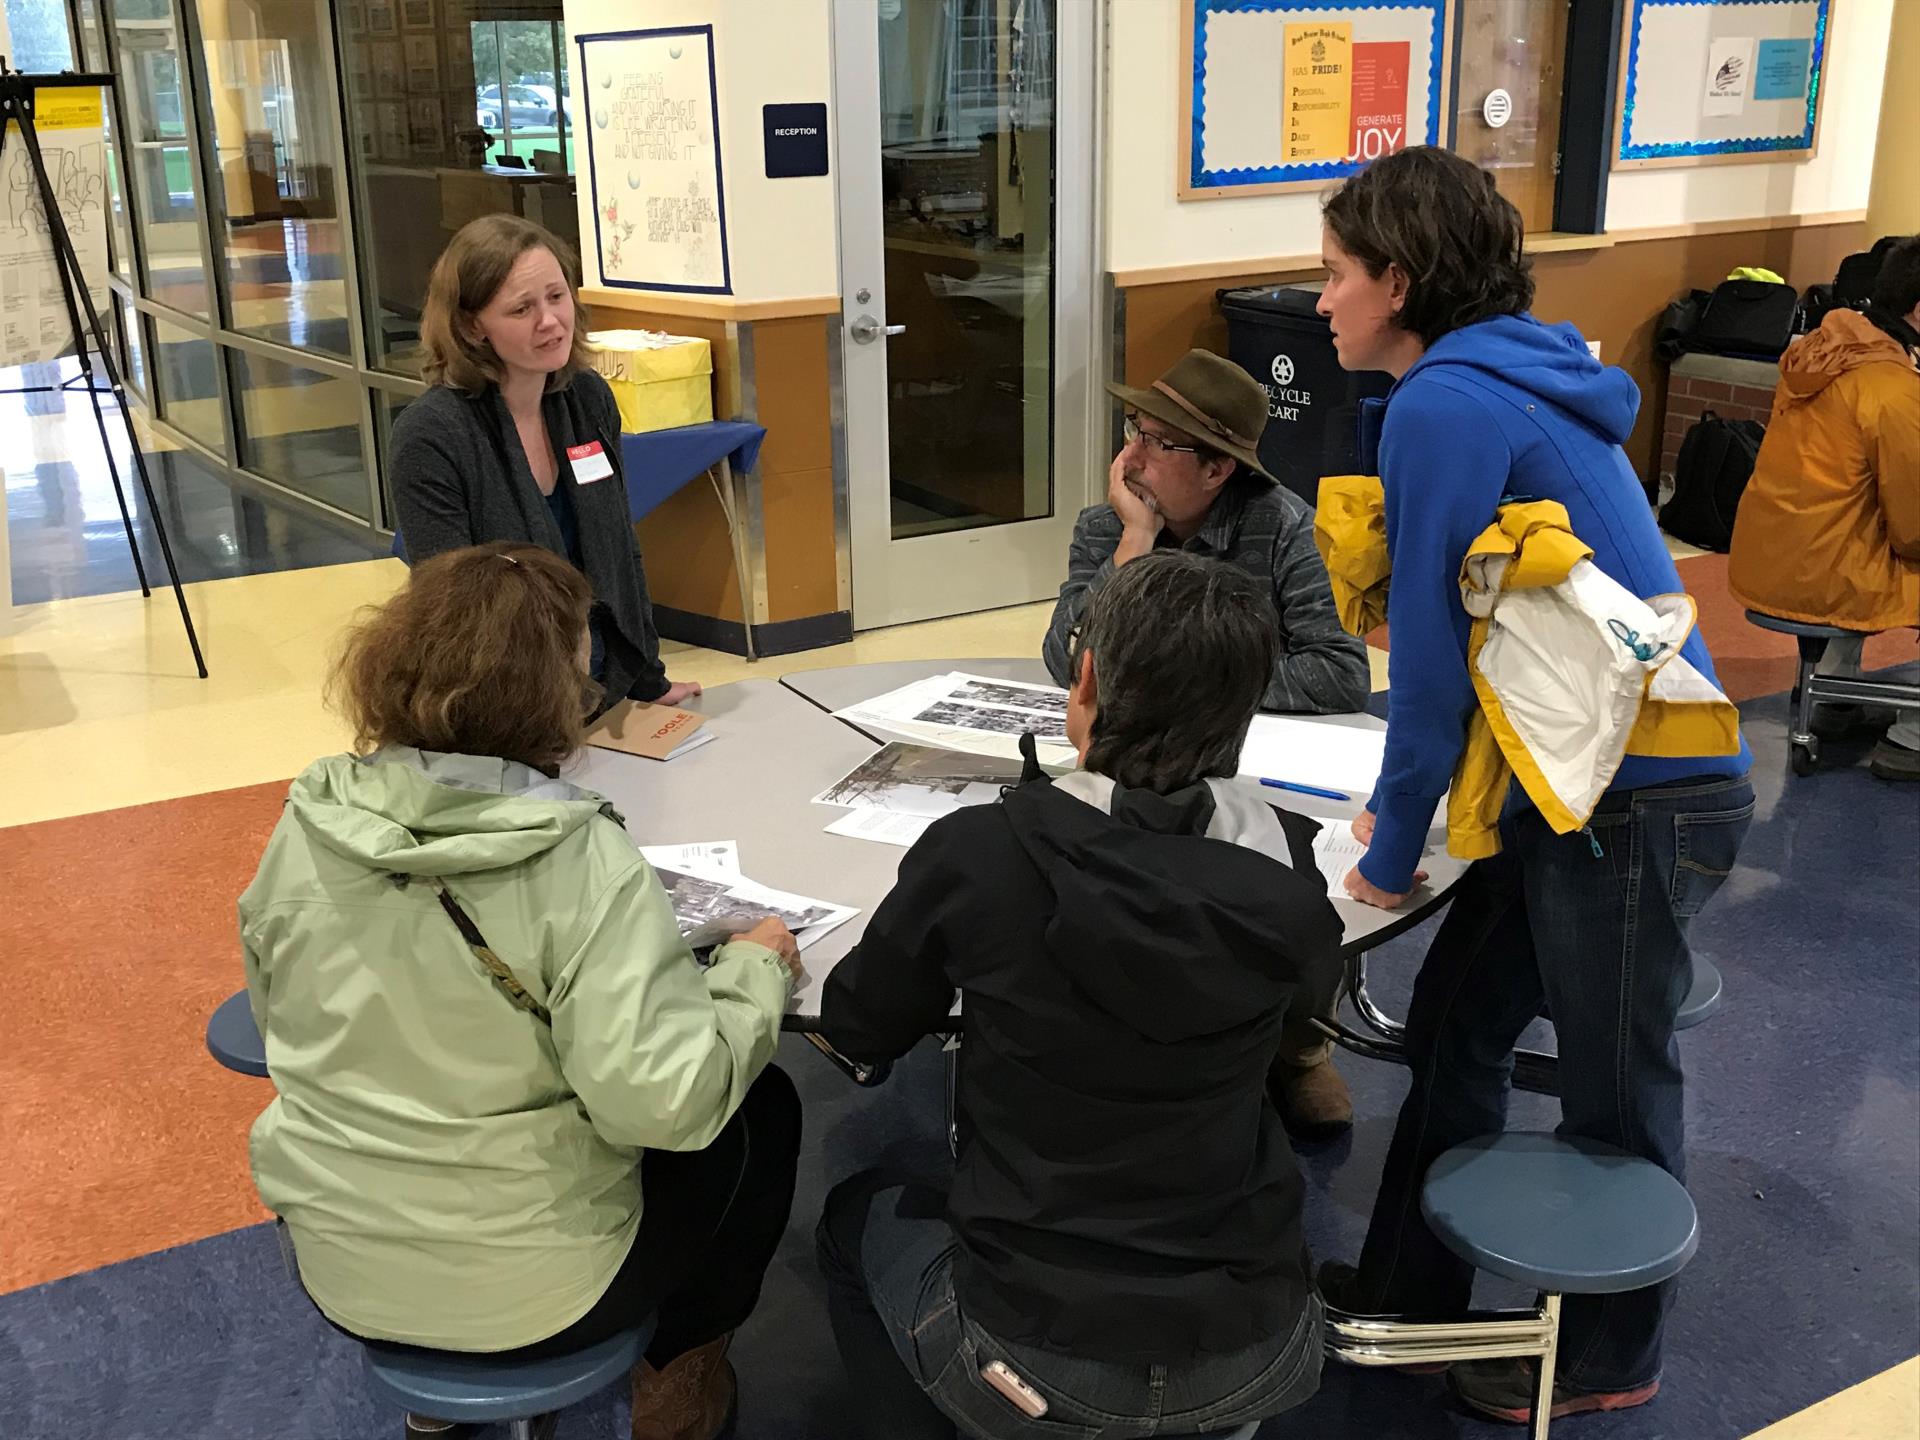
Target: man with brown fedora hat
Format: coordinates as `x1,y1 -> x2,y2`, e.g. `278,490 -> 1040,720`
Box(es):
1042,347 -> 1370,1136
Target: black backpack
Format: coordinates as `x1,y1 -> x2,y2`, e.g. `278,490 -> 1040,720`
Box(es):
1833,235 -> 1906,307
1655,288 -> 1712,363
1692,279 -> 1802,360
1662,411 -> 1765,552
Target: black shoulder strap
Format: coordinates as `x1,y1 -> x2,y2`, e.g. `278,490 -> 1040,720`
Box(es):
429,878 -> 552,1025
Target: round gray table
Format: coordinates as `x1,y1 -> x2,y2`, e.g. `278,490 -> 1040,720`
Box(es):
780,659 -> 1466,961
572,661 -> 1464,1042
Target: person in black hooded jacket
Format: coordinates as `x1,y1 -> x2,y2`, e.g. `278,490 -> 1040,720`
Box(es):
815,550 -> 1343,1440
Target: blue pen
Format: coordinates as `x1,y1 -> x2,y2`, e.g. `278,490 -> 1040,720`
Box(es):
1260,777 -> 1352,802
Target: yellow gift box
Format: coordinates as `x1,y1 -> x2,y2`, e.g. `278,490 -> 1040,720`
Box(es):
585,329 -> 715,434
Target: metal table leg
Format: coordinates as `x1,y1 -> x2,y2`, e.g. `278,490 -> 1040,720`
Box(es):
707,456 -> 757,662
1329,951 -> 1562,1097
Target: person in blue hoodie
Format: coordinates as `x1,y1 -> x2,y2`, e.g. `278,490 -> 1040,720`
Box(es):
1311,148 -> 1755,1426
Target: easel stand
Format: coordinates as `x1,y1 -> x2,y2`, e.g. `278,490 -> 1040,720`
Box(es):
0,65 -> 206,677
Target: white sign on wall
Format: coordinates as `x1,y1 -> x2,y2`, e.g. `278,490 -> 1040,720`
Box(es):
576,26 -> 731,295
0,84 -> 111,369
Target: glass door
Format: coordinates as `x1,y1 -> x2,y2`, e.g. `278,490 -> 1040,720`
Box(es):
834,0 -> 1097,629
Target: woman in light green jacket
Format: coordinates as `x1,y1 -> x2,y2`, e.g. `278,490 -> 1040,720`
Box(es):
242,541 -> 800,1440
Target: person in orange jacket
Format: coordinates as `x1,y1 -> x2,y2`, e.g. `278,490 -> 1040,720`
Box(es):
1729,237 -> 1920,781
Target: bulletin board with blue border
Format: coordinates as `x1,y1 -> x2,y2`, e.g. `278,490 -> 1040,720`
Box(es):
1614,0 -> 1830,169
1180,0 -> 1453,200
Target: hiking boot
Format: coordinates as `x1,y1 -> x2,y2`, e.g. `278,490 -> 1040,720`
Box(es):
1275,1056 -> 1353,1137
1868,738 -> 1920,782
631,1333 -> 738,1440
1449,1357 -> 1659,1424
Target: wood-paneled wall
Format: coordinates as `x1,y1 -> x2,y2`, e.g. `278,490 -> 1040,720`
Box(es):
1119,221 -> 1866,481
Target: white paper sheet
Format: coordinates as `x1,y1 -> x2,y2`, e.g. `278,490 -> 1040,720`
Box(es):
1235,714 -> 1387,798
1310,825 -> 1369,886
824,808 -> 938,848
1702,36 -> 1754,117
641,841 -> 741,876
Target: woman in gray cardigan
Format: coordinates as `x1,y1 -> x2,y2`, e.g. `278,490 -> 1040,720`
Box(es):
391,214 -> 699,708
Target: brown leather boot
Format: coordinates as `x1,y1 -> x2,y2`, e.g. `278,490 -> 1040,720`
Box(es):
1276,1055 -> 1353,1137
630,1333 -> 738,1440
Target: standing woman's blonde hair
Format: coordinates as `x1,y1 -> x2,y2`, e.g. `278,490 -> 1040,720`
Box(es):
420,215 -> 596,393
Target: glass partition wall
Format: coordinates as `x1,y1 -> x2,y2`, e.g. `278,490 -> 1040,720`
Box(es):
70,0 -> 575,535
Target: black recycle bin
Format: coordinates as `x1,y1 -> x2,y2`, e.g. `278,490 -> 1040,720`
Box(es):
1218,284 -> 1393,505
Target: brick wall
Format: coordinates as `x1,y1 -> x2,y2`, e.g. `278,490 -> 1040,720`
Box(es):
1659,353 -> 1782,487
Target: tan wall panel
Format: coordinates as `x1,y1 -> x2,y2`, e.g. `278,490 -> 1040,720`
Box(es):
636,483 -> 743,623
586,302 -> 840,627
1120,222 -> 1865,481
760,464 -> 839,620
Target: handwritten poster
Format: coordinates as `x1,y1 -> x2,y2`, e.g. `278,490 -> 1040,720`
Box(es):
1281,22 -> 1353,165
1346,40 -> 1409,163
577,27 -> 730,294
0,86 -> 110,367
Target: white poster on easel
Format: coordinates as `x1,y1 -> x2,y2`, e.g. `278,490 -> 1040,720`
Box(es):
576,26 -> 731,294
0,83 -> 110,368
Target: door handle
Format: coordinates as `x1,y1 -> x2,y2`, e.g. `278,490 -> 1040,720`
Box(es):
850,313 -> 907,344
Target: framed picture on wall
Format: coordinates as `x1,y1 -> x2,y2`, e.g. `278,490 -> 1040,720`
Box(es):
577,25 -> 733,294
367,1 -> 396,36
403,35 -> 439,93
372,40 -> 404,99
444,27 -> 474,90
377,101 -> 408,160
401,0 -> 435,31
409,97 -> 445,150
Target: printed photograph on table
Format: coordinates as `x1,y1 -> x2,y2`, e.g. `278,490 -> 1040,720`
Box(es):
914,700 -> 1069,741
576,25 -> 731,294
1615,0 -> 1829,166
814,743 -> 1030,817
1182,0 -> 1453,197
948,679 -> 1069,716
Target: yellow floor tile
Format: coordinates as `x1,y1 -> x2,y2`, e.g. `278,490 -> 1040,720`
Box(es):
1747,1357 -> 1920,1439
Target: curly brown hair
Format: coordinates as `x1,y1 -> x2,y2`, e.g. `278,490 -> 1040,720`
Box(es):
331,542 -> 599,774
420,214 -> 595,393
1322,146 -> 1534,347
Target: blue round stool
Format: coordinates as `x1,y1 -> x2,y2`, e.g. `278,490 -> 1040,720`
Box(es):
1744,609 -> 1868,775
1421,1132 -> 1697,1438
1676,955 -> 1724,1032
363,1321 -> 653,1440
204,989 -> 269,1077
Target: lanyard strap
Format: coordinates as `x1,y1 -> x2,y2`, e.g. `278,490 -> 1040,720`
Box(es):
429,878 -> 552,1026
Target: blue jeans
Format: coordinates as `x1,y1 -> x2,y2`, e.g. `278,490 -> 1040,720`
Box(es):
817,1174 -> 1323,1439
1352,775 -> 1755,1391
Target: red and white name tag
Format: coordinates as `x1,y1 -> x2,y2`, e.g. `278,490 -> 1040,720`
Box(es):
567,441 -> 613,484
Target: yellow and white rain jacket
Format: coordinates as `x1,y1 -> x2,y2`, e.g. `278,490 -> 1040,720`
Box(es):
1316,475 -> 1743,860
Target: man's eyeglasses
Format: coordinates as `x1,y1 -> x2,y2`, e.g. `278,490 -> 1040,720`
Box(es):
1123,415 -> 1201,456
